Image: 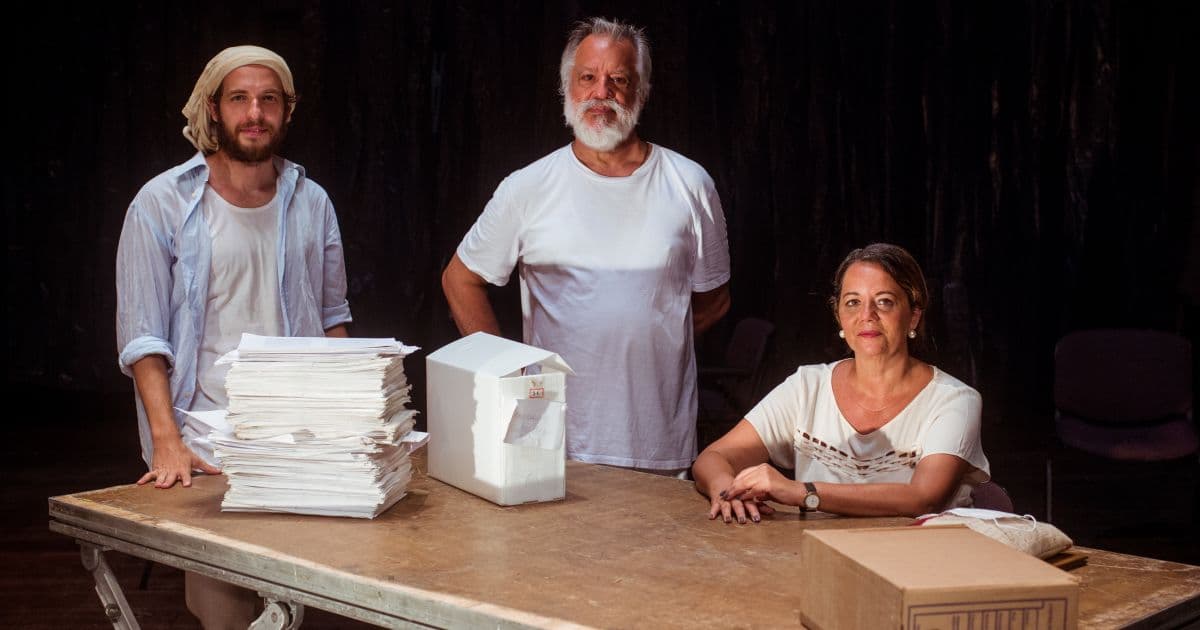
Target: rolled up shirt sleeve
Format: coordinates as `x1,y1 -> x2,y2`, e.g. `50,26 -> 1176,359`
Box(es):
320,195 -> 352,330
115,193 -> 178,377
118,335 -> 176,376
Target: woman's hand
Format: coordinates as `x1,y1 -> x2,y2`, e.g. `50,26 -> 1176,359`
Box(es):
720,463 -> 801,509
708,492 -> 776,524
693,418 -> 777,523
709,463 -> 795,524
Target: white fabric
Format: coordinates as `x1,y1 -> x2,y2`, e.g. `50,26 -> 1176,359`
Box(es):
194,187 -> 285,429
746,361 -> 991,508
457,143 -> 730,469
917,511 -> 1074,558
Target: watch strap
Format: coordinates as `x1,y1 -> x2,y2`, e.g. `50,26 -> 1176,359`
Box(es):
802,481 -> 819,512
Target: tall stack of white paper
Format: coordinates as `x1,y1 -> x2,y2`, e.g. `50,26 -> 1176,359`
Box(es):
212,333 -> 426,518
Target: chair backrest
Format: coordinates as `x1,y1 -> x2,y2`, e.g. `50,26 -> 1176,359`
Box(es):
720,316 -> 777,391
715,317 -> 777,411
970,481 -> 1015,513
1054,329 -> 1192,424
723,317 -> 775,374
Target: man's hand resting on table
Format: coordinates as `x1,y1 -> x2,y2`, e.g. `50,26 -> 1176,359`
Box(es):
137,438 -> 220,489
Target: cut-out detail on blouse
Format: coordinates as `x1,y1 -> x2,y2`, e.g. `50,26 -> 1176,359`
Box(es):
797,431 -> 919,480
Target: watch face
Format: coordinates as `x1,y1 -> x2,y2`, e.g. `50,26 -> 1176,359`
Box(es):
804,493 -> 820,510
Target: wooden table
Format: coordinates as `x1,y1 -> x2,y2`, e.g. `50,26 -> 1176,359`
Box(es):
49,457 -> 1200,629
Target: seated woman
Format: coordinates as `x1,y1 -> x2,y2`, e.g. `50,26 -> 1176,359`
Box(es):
693,243 -> 990,523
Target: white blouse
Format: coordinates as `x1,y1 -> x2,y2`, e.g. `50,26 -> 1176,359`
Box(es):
745,361 -> 991,508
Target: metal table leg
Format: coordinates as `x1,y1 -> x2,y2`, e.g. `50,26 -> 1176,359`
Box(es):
249,597 -> 305,630
79,542 -> 141,630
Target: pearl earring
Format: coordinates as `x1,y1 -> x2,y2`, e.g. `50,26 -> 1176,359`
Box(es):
908,330 -> 917,339
838,330 -> 845,339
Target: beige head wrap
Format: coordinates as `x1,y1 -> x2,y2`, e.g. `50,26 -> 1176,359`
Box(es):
181,45 -> 296,154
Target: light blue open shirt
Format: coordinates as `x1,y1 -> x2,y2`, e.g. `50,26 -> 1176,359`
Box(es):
116,152 -> 352,467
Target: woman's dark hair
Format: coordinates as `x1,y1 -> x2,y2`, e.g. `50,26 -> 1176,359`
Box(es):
829,243 -> 930,341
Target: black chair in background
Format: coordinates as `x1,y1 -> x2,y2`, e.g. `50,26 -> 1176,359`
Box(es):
1047,328 -> 1197,523
971,480 -> 1015,513
697,317 -> 775,450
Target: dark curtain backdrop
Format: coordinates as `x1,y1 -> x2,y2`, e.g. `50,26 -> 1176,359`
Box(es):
7,1 -> 1197,444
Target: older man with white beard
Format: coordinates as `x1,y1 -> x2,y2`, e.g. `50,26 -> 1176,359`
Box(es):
443,17 -> 731,475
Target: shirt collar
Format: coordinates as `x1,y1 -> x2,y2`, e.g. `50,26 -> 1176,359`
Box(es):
169,152 -> 305,186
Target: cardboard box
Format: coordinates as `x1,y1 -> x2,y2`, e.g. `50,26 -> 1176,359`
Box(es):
799,525 -> 1078,630
426,332 -> 574,505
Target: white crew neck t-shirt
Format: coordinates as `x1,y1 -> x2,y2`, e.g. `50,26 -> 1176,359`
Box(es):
190,186 -> 284,461
746,361 -> 991,509
457,143 -> 731,469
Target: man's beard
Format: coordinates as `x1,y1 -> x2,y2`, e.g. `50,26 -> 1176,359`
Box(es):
215,118 -> 287,163
563,97 -> 641,152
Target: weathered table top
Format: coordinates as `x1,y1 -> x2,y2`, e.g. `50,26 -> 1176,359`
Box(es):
49,456 -> 1200,628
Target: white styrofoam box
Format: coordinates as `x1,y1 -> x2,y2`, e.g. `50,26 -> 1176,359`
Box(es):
425,332 -> 574,505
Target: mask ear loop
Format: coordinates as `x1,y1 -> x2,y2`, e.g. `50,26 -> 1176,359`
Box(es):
991,513 -> 1038,532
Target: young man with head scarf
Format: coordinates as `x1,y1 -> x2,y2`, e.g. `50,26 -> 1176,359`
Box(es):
115,45 -> 351,627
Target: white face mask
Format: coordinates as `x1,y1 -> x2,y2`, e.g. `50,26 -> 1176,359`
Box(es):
940,507 -> 1038,531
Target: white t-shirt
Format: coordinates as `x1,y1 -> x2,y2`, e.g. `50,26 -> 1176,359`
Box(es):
191,186 -> 284,463
457,143 -> 731,468
746,361 -> 991,508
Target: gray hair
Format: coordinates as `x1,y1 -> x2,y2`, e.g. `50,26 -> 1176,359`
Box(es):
558,17 -> 652,106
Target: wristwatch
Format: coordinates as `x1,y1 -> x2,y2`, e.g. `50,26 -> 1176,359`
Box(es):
801,482 -> 820,512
